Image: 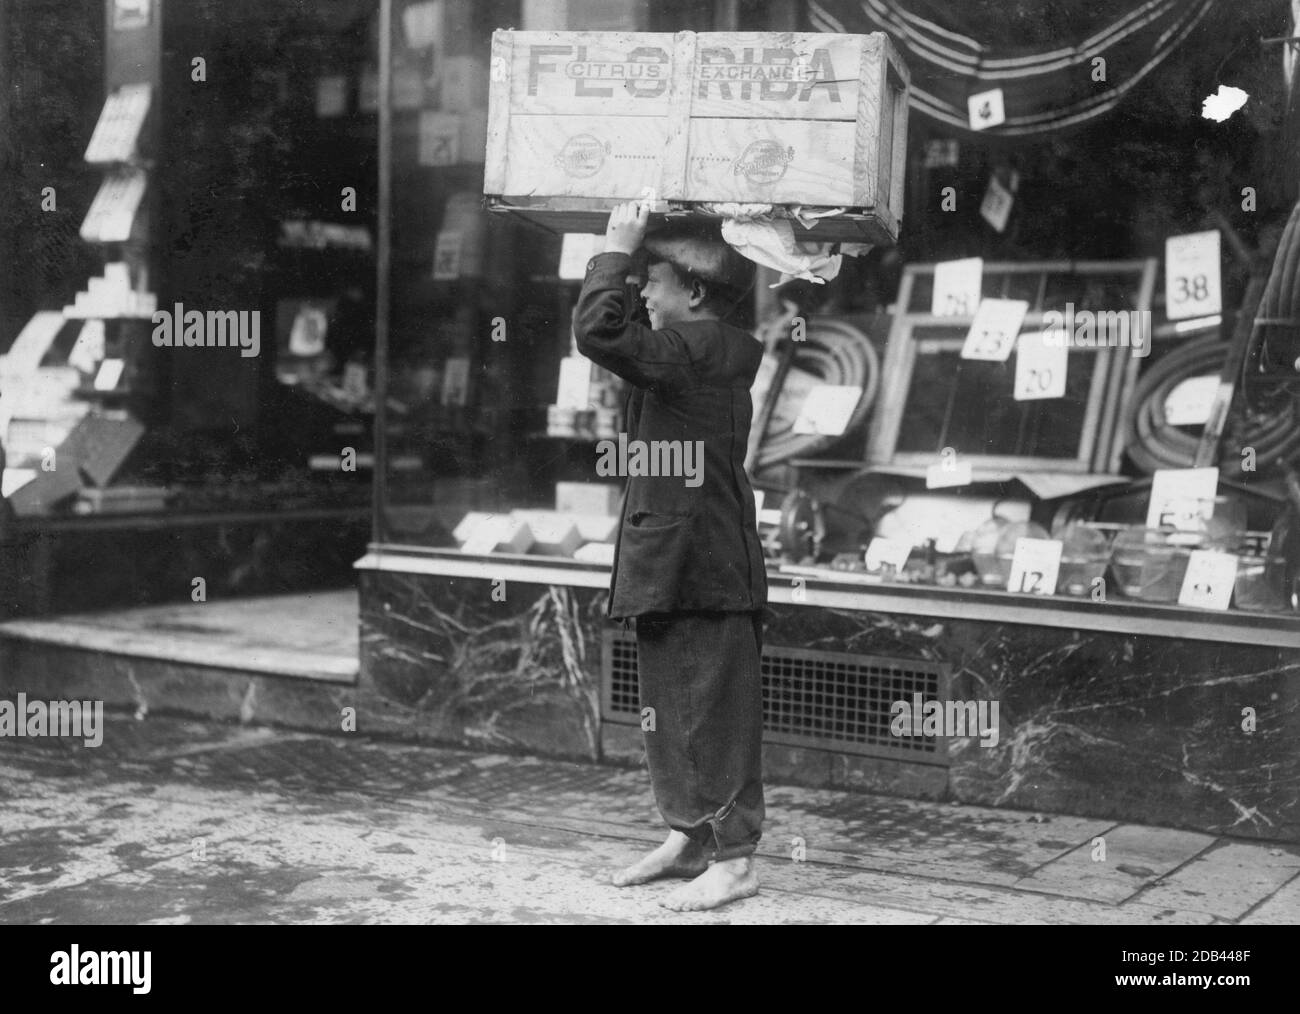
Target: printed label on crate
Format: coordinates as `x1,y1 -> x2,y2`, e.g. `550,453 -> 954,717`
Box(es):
1014,330 -> 1068,400
1165,230 -> 1222,320
1007,537 -> 1063,595
1146,467 -> 1219,529
1178,549 -> 1237,610
967,88 -> 1005,130
962,298 -> 1028,361
865,536 -> 912,574
931,257 -> 982,317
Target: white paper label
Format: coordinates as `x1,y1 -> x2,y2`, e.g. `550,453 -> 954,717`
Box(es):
1163,374 -> 1221,426
1178,550 -> 1238,610
931,257 -> 983,317
926,459 -> 973,489
979,176 -> 1014,233
1007,537 -> 1063,595
85,83 -> 151,163
559,233 -> 606,280
1147,467 -> 1219,529
865,536 -> 912,573
962,298 -> 1029,361
792,385 -> 860,436
418,111 -> 460,166
288,306 -> 329,356
967,88 -> 1006,131
1014,330 -> 1068,400
1165,230 -> 1222,320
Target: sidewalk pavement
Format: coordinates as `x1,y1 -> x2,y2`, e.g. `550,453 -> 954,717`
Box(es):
1,713 -> 1297,925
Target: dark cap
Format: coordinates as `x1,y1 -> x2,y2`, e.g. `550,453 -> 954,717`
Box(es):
642,220 -> 754,293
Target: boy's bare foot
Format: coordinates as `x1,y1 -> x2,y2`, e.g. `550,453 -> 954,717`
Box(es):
611,830 -> 709,886
660,855 -> 759,911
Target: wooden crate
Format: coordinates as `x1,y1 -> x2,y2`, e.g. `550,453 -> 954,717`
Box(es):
483,30 -> 910,245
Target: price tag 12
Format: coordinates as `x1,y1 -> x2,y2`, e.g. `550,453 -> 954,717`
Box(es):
1178,550 -> 1237,610
931,257 -> 983,317
1165,230 -> 1222,320
962,298 -> 1029,361
1014,330 -> 1068,400
865,537 -> 912,575
1007,538 -> 1063,596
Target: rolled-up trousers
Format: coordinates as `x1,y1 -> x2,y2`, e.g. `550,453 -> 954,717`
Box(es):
633,609 -> 765,862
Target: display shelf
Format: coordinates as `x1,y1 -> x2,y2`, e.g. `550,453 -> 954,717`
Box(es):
355,543 -> 1300,648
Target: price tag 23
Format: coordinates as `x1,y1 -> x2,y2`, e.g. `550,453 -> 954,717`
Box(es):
962,298 -> 1029,361
1178,550 -> 1237,610
1014,330 -> 1068,400
1007,537 -> 1062,596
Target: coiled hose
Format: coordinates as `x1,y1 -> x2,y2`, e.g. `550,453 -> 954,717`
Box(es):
1242,199 -> 1300,414
753,318 -> 880,470
1123,331 -> 1300,475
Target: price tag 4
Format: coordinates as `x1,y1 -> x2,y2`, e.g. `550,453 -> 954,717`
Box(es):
931,257 -> 983,317
1178,550 -> 1237,610
1165,230 -> 1222,320
865,536 -> 912,575
1014,330 -> 1068,400
962,298 -> 1029,361
1007,538 -> 1063,595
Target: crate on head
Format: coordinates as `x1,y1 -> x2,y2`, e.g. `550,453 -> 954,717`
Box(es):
484,30 -> 910,245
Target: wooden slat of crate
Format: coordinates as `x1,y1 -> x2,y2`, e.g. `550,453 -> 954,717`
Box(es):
500,114 -> 671,198
688,33 -> 866,121
683,119 -> 857,205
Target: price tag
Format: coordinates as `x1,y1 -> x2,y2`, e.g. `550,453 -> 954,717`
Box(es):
559,233 -> 606,279
1014,330 -> 1068,400
80,169 -> 148,243
925,459 -> 972,489
979,176 -> 1014,233
1163,374 -> 1221,426
931,257 -> 983,317
432,231 -> 463,280
84,83 -> 151,163
967,88 -> 1005,131
1165,231 -> 1222,320
962,298 -> 1028,361
1007,537 -> 1063,596
865,536 -> 912,574
1147,467 -> 1219,529
418,111 -> 460,166
93,358 -> 125,391
288,305 -> 329,356
1178,550 -> 1237,610
792,385 -> 860,436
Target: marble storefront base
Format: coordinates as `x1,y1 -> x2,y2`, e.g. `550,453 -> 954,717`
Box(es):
358,570 -> 1300,843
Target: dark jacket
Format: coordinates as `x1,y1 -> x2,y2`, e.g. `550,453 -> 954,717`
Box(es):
573,250 -> 768,619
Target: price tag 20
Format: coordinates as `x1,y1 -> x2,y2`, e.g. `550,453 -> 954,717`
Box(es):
1178,550 -> 1237,610
931,257 -> 983,317
1014,330 -> 1068,400
1007,538 -> 1063,596
865,537 -> 912,575
962,298 -> 1029,361
1165,230 -> 1222,320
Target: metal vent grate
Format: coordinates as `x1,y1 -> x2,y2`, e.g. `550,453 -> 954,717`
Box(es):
601,630 -> 950,765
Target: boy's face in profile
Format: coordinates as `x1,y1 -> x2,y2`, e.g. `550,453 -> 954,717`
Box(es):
640,261 -> 697,330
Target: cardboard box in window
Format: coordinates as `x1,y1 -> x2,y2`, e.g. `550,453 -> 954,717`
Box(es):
484,30 -> 910,244
555,481 -> 622,517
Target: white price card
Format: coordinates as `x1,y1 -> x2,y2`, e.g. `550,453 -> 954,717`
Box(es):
418,111 -> 460,166
865,536 -> 912,574
558,233 -> 606,280
979,176 -> 1014,233
931,257 -> 983,317
85,83 -> 152,164
80,169 -> 147,243
1178,550 -> 1238,610
93,358 -> 125,391
1165,230 -> 1222,320
968,88 -> 1006,131
926,459 -> 973,489
1007,537 -> 1063,596
1163,374 -> 1221,426
432,231 -> 463,280
962,298 -> 1029,361
1147,467 -> 1219,529
793,385 -> 860,436
1014,330 -> 1068,400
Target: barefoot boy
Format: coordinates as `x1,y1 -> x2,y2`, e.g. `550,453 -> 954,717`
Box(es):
574,201 -> 767,912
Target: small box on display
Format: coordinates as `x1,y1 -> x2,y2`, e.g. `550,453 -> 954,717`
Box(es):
457,514 -> 535,555
556,481 -> 622,516
509,509 -> 584,556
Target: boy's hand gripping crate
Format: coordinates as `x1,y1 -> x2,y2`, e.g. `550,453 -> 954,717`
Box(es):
483,30 -> 910,245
